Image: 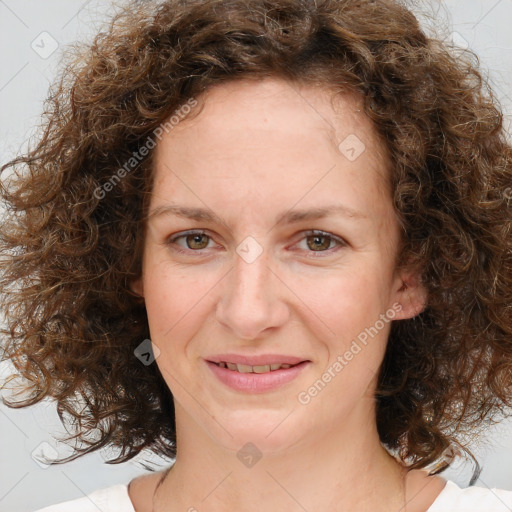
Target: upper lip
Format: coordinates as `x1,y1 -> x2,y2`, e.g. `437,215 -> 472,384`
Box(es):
207,354 -> 309,366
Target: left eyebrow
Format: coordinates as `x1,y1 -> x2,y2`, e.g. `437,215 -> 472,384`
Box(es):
275,205 -> 368,225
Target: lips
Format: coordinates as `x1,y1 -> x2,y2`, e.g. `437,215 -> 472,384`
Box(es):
206,358 -> 311,393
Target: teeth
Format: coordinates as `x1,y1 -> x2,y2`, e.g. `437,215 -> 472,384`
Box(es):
236,364 -> 253,373
252,365 -> 271,373
217,362 -> 296,373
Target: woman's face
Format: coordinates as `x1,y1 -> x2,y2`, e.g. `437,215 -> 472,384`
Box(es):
131,77 -> 425,454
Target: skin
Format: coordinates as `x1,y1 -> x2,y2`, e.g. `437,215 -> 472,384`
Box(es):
129,77 -> 447,511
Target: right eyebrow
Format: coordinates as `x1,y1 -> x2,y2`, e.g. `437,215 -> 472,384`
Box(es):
147,204 -> 222,223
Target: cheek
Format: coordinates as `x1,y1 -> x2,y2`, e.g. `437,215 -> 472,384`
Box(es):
294,264 -> 390,336
141,258 -> 214,346
142,267 -> 215,392
293,262 -> 394,386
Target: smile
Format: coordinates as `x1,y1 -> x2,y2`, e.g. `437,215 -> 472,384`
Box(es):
206,360 -> 310,393
214,362 -> 296,373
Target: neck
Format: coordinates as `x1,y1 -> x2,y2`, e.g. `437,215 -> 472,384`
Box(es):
152,402 -> 407,512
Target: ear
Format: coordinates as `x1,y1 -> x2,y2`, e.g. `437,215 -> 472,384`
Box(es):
390,270 -> 427,320
129,276 -> 144,298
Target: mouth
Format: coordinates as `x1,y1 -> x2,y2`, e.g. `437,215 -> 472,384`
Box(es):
205,356 -> 311,393
212,361 -> 301,373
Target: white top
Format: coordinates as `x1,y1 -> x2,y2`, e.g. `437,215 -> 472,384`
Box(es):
33,479 -> 512,512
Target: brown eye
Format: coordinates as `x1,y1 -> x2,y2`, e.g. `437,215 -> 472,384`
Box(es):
293,230 -> 347,257
306,234 -> 333,251
166,231 -> 215,254
185,233 -> 210,250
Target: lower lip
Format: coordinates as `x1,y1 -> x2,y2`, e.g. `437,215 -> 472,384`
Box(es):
206,360 -> 310,393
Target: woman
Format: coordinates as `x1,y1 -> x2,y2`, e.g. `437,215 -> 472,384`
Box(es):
1,0 -> 511,511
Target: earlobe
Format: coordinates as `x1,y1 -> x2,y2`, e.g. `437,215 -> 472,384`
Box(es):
393,273 -> 427,320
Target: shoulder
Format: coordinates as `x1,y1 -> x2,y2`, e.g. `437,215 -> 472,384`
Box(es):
127,468 -> 170,512
427,479 -> 512,512
33,484 -> 135,512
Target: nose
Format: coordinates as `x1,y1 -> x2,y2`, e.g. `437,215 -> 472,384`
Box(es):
215,245 -> 289,340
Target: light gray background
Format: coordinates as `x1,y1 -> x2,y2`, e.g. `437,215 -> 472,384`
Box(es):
0,1 -> 511,511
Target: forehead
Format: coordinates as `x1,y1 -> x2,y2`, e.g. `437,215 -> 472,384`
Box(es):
150,78 -> 391,219
155,77 -> 387,164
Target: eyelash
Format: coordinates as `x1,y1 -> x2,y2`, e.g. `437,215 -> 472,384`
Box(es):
165,229 -> 347,258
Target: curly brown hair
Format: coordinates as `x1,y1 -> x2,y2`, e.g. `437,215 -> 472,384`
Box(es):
1,0 -> 511,479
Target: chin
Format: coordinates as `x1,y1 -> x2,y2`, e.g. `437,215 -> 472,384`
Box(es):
207,408 -> 306,454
